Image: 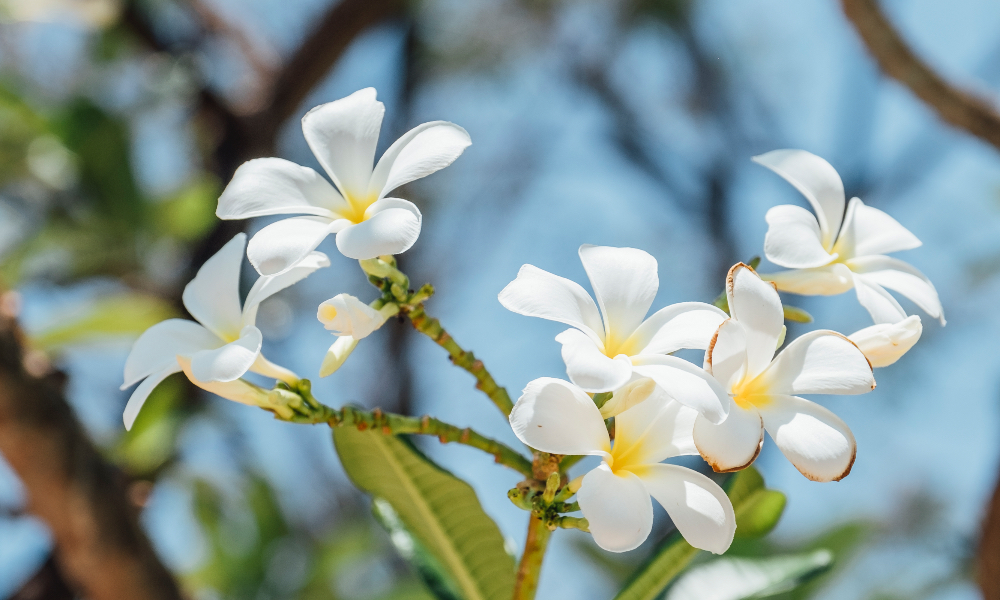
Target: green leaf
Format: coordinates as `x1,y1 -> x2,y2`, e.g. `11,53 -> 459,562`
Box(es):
31,293 -> 176,350
725,468 -> 786,539
612,467 -> 785,600
781,306 -> 813,324
663,550 -> 833,600
333,427 -> 516,600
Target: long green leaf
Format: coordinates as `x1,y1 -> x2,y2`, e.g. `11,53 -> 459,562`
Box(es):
664,550 -> 833,600
613,467 -> 786,600
333,428 -> 515,600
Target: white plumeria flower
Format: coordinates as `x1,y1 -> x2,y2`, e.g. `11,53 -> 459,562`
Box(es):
217,88 -> 471,274
120,233 -> 328,429
316,293 -> 398,377
693,264 -> 875,482
499,245 -> 731,423
754,149 -> 944,326
848,315 -> 921,368
510,377 -> 736,554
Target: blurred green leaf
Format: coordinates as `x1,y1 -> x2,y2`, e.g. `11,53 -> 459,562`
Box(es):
664,550 -> 833,600
373,499 -> 462,600
155,176 -> 220,241
31,292 -> 176,350
612,467 -> 785,600
333,427 -> 516,600
781,306 -> 813,324
726,468 -> 786,539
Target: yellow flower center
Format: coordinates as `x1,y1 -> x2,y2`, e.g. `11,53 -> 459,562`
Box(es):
318,304 -> 338,322
730,372 -> 772,410
340,192 -> 379,224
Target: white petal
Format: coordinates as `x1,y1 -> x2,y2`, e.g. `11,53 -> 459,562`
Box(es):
579,245 -> 658,350
613,396 -> 699,465
189,326 -> 262,383
122,319 -> 221,389
335,199 -> 421,260
319,336 -> 360,377
624,302 -> 728,356
763,204 -> 837,269
693,405 -> 763,473
705,318 -> 747,391
847,255 -> 944,325
758,330 -> 874,396
368,121 -> 472,198
631,354 -> 731,425
763,264 -> 855,296
633,464 -> 736,555
578,464 -> 653,553
849,315 -> 922,368
123,365 -> 178,430
301,88 -> 383,198
556,328 -> 633,393
318,294 -> 386,339
498,264 -> 604,345
726,264 -> 783,378
242,251 -> 330,327
178,357 -> 270,407
216,158 -> 346,219
508,378 -> 611,456
833,197 -> 921,259
752,149 -> 846,250
182,233 -> 246,340
758,395 -> 856,482
247,216 -> 338,276
852,274 -> 907,325
600,377 -> 658,419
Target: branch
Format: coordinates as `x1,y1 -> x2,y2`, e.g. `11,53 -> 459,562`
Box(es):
0,298 -> 182,600
979,473 -> 1000,599
512,515 -> 551,600
841,0 -> 1000,151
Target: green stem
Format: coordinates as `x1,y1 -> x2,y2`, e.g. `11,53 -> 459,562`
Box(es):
513,515 -> 552,600
328,405 -> 532,477
360,257 -> 515,417
402,302 -> 515,416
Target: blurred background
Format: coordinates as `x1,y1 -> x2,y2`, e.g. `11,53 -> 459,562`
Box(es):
0,0 -> 998,598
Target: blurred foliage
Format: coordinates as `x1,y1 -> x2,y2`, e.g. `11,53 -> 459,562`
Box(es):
333,427 -> 516,600
32,292 -> 177,349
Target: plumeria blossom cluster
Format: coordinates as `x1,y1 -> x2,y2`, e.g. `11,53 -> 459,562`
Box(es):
120,86 -> 941,569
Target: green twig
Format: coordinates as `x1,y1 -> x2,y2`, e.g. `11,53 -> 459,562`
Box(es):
513,515 -> 552,600
361,257 -> 515,416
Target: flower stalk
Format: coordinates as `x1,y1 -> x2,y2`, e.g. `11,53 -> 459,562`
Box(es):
363,256 -> 515,416
513,515 -> 552,600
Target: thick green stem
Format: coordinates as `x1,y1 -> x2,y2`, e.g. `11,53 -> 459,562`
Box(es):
513,515 -> 551,600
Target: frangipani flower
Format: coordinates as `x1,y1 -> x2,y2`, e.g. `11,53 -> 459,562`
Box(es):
693,264 -> 875,482
120,234 -> 328,429
316,293 -> 398,377
754,149 -> 944,326
510,377 -> 736,554
848,315 -> 921,368
499,245 -> 731,423
217,88 -> 471,274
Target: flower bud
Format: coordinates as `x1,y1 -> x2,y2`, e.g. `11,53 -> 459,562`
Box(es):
317,294 -> 396,339
319,336 -> 360,377
848,315 -> 922,368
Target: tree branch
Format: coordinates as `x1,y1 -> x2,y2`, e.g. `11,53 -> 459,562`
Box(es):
0,297 -> 182,600
841,0 -> 1000,151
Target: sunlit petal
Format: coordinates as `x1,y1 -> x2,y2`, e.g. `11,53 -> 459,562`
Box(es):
693,405 -> 763,473
833,197 -> 921,258
852,273 -> 907,325
633,464 -> 736,554
556,328 -> 633,393
763,263 -> 854,296
578,464 -> 653,553
726,264 -> 783,378
631,354 -> 730,425
301,88 -> 383,197
242,252 -> 330,327
217,158 -> 346,219
763,204 -> 836,269
509,378 -> 611,456
368,121 -> 471,199
758,395 -> 856,482
182,233 -> 246,340
122,319 -> 221,389
625,302 -> 728,356
123,365 -> 179,431
247,216 -> 338,276
848,255 -> 944,325
499,265 -> 605,346
579,245 -> 658,349
189,326 -> 262,383
752,149 -> 845,250
848,315 -> 922,368
758,330 -> 875,396
335,199 -> 421,259
614,395 -> 699,464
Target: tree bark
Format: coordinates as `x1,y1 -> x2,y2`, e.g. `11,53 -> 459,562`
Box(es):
841,0 -> 1000,152
0,302 -> 182,600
